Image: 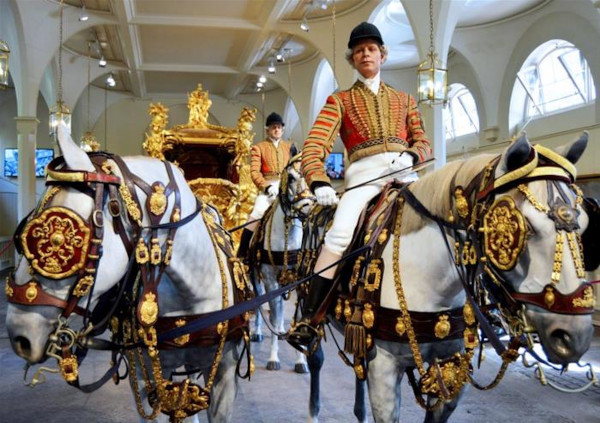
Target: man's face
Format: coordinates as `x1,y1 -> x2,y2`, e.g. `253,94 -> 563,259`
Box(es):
352,39 -> 384,79
267,123 -> 283,140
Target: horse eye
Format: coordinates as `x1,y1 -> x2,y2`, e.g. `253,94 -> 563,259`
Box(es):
525,219 -> 536,238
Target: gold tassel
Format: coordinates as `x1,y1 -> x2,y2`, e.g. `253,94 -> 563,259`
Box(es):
344,307 -> 367,358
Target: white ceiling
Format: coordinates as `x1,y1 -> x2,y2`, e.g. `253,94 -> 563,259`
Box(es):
64,0 -> 546,98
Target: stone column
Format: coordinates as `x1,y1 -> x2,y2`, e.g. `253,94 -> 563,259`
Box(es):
15,116 -> 39,220
421,105 -> 446,169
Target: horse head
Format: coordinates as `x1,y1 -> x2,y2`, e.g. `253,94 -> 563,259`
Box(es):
6,126 -> 133,364
278,152 -> 315,219
480,132 -> 593,365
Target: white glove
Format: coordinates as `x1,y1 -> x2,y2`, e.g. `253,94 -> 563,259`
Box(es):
265,184 -> 279,200
390,152 -> 415,173
314,185 -> 339,206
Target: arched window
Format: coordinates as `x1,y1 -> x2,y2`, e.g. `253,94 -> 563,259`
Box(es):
444,83 -> 479,142
510,40 -> 596,130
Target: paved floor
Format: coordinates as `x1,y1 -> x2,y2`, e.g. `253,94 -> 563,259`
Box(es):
2,272 -> 600,422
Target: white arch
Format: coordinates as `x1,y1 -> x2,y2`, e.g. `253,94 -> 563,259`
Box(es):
498,10 -> 600,136
309,58 -> 337,128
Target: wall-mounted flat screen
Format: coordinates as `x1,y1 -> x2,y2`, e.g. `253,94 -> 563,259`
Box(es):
325,152 -> 344,180
4,148 -> 55,177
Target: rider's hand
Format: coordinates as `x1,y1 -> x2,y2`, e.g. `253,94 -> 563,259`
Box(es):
390,152 -> 415,173
265,184 -> 279,200
314,185 -> 339,206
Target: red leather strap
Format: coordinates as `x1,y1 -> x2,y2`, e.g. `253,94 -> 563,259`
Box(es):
6,276 -> 86,316
512,283 -> 594,315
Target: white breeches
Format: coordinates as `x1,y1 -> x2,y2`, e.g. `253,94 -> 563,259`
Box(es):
323,152 -> 416,256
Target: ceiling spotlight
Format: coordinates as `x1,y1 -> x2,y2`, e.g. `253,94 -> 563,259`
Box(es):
300,16 -> 309,32
259,75 -> 267,83
79,5 -> 89,22
276,52 -> 284,63
99,55 -> 107,67
256,81 -> 264,88
268,58 -> 276,73
319,0 -> 330,10
106,73 -> 116,87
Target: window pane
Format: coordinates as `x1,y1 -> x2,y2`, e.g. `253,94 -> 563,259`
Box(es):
514,40 -> 596,125
445,84 -> 479,142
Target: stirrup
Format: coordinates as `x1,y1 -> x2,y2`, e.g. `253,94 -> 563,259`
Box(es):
286,321 -> 321,355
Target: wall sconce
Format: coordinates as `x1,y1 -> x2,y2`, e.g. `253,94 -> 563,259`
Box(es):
79,4 -> 89,22
417,0 -> 448,106
0,40 -> 10,89
106,73 -> 116,87
300,16 -> 310,32
268,57 -> 276,74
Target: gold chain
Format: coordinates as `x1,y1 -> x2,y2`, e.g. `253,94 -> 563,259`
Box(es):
201,205 -> 230,391
517,184 -> 549,213
391,197 -> 426,376
58,0 -> 64,102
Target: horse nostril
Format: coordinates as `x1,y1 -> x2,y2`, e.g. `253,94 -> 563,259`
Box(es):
550,329 -> 572,356
14,335 -> 32,359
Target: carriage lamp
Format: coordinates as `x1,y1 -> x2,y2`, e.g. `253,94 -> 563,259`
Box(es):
417,0 -> 448,106
0,40 -> 10,90
49,101 -> 72,138
80,41 -> 99,152
49,1 -> 72,139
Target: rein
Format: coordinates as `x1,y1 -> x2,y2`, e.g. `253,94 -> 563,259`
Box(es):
158,245 -> 370,343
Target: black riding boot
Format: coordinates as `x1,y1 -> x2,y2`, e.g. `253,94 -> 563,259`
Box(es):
287,275 -> 332,350
237,228 -> 254,263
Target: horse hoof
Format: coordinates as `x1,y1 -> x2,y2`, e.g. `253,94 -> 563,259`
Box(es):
294,363 -> 309,374
266,361 -> 281,371
251,334 -> 263,342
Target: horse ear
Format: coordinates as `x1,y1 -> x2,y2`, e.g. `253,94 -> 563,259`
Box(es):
504,132 -> 533,172
553,131 -> 588,164
290,143 -> 298,157
57,124 -> 95,172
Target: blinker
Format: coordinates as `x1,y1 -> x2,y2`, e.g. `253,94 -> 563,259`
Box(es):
548,199 -> 579,231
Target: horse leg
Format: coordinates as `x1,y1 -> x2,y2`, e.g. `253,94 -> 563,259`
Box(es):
251,282 -> 265,342
307,343 -> 324,423
206,341 -> 240,423
294,349 -> 309,374
423,386 -> 467,423
367,344 -> 403,422
267,295 -> 282,370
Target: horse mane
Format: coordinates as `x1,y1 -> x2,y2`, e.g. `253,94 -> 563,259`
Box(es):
401,154 -> 497,234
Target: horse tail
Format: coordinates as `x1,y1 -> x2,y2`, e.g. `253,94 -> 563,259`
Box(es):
308,344 -> 324,420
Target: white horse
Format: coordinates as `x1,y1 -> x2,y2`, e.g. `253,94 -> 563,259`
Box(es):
301,133 -> 594,423
5,126 -> 250,423
250,154 -> 315,373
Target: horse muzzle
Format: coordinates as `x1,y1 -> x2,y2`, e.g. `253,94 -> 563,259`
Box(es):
525,309 -> 593,365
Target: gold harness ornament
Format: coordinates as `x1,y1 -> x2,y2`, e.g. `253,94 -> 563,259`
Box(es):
481,196 -> 526,271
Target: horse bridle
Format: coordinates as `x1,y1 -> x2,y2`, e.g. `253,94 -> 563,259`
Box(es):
6,152 -> 197,385
401,143 -> 594,356
471,145 -> 594,319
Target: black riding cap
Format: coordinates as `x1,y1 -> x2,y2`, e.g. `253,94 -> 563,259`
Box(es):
266,112 -> 285,127
348,22 -> 384,49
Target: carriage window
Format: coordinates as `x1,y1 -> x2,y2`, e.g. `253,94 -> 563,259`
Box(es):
444,83 -> 479,143
510,40 -> 596,130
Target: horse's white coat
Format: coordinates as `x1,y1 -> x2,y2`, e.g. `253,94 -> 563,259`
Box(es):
253,162 -> 312,372
6,129 -> 241,423
312,135 -> 593,423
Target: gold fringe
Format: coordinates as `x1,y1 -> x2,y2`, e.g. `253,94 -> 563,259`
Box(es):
344,308 -> 367,358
